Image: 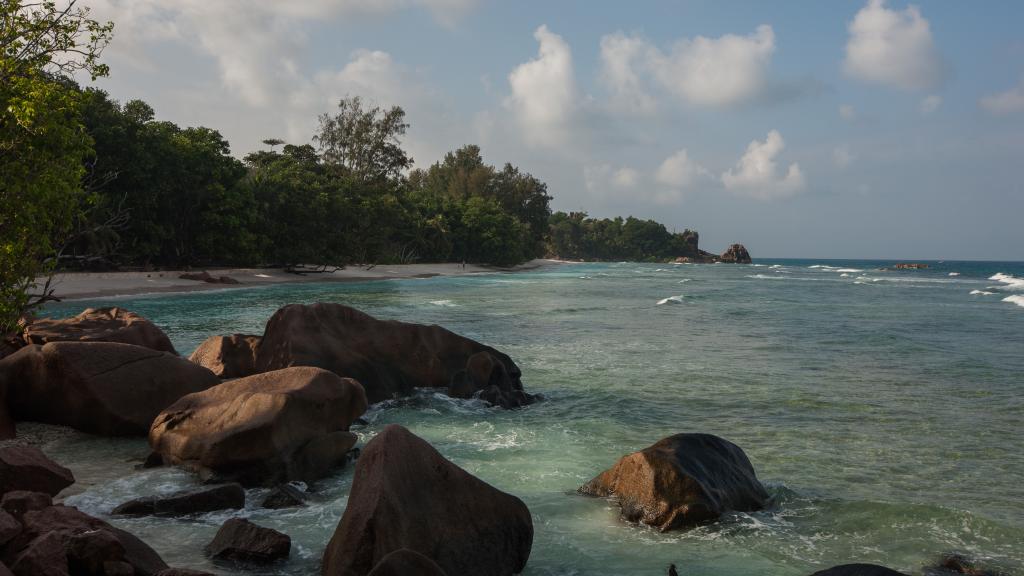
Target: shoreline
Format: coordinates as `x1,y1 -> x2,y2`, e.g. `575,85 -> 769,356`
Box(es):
41,259 -> 568,301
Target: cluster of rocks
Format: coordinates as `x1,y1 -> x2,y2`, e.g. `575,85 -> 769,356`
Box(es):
672,243 -> 753,264
0,304 -> 1004,575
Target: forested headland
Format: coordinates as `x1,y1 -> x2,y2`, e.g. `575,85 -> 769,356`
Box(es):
1,2 -> 711,328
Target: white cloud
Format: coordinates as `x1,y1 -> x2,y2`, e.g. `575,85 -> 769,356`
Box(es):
980,78 -> 1024,115
920,94 -> 941,115
839,104 -> 857,120
722,130 -> 805,199
655,149 -> 709,189
506,25 -> 577,147
844,0 -> 943,90
612,167 -> 640,189
597,25 -> 775,109
648,25 -> 776,107
599,32 -> 657,115
833,146 -> 855,169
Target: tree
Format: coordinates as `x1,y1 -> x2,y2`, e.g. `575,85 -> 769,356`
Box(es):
0,0 -> 112,329
314,95 -> 412,183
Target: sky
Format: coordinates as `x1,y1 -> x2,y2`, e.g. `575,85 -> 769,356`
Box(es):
80,0 -> 1024,260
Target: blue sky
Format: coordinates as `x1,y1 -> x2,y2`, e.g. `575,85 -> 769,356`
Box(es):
84,0 -> 1024,260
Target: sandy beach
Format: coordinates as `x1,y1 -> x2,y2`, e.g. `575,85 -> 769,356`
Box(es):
40,259 -> 566,300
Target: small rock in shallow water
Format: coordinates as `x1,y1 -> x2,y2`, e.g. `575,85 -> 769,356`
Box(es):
206,518 -> 290,564
112,483 -> 245,517
261,483 -> 307,509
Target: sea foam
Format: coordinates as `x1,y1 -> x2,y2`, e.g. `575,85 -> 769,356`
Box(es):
969,290 -> 995,296
656,295 -> 684,305
1004,295 -> 1024,308
990,273 -> 1024,290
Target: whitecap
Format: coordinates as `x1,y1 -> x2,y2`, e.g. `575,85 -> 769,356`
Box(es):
429,299 -> 457,307
840,273 -> 850,278
948,272 -> 960,276
770,264 -> 782,269
1004,295 -> 1024,308
808,265 -> 835,269
656,295 -> 684,305
989,272 -> 1024,290
969,290 -> 995,296
834,268 -> 863,273
678,279 -> 691,283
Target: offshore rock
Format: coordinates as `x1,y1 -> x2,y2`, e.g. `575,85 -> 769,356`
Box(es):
1,342 -> 219,436
188,334 -> 261,379
250,303 -> 535,408
322,424 -> 532,576
579,433 -> 768,531
149,366 -> 365,486
719,244 -> 752,264
22,307 -> 178,355
0,446 -> 74,497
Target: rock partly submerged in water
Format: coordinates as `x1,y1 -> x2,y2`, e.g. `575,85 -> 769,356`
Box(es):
22,307 -> 178,355
322,424 -> 533,576
205,518 -> 290,565
149,366 -> 366,486
719,243 -> 753,264
188,334 -> 260,379
578,433 -> 769,531
810,565 -> 908,576
367,549 -> 449,576
189,303 -> 536,409
112,483 -> 245,517
1,341 -> 219,436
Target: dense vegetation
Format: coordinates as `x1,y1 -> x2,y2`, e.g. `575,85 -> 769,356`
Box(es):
1,1 -> 707,329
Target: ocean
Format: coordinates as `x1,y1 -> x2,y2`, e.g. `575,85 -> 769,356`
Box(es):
40,259 -> 1024,575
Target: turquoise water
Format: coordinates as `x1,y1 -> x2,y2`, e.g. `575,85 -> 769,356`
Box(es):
41,260 -> 1024,575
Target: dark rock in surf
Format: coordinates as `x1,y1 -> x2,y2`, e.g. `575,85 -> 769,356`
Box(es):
112,483 -> 245,517
261,484 -> 307,509
0,445 -> 74,497
1,342 -> 219,436
22,307 -> 178,355
149,366 -> 365,486
322,424 -> 532,576
809,565 -> 908,576
247,303 -> 535,408
205,518 -> 290,564
188,334 -> 261,379
719,244 -> 752,264
578,433 -> 768,531
925,553 -> 1005,576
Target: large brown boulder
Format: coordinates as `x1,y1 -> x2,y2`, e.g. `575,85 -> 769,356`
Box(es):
188,334 -> 260,379
578,433 -> 769,531
367,550 -> 448,576
322,424 -> 532,576
247,303 -> 534,408
1,342 -> 219,436
0,446 -> 74,497
149,366 -> 366,486
719,244 -> 752,264
22,307 -> 178,355
2,504 -> 167,576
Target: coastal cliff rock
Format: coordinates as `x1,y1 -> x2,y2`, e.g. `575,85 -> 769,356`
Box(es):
149,366 -> 366,486
2,504 -> 168,576
246,303 -> 534,408
578,433 -> 768,531
188,334 -> 261,379
719,244 -> 752,264
809,565 -> 908,576
0,446 -> 74,497
1,342 -> 219,436
22,307 -> 178,355
322,424 -> 533,576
